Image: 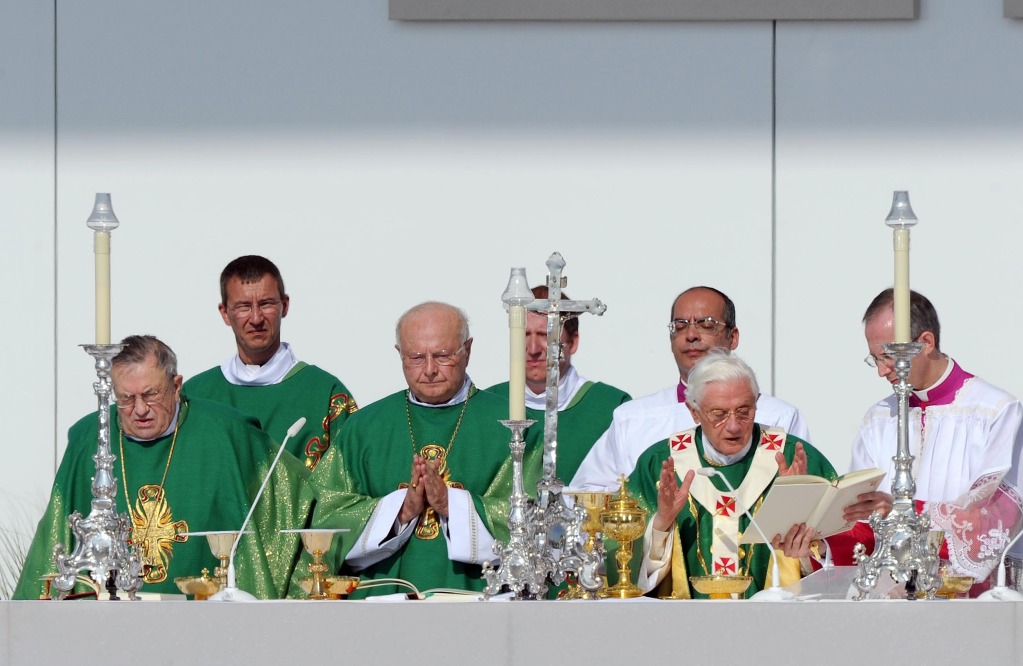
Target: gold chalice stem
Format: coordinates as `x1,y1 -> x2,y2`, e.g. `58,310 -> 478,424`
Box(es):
308,549 -> 329,600
215,554 -> 229,588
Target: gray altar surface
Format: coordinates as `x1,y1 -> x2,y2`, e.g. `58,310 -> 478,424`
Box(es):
2,598 -> 1023,666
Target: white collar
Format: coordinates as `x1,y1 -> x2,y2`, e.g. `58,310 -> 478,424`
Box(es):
701,432 -> 754,466
221,342 -> 299,386
408,376 -> 473,408
912,354 -> 952,401
524,365 -> 586,411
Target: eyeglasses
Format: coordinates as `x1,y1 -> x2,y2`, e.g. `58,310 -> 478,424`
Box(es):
668,317 -> 728,335
864,353 -> 896,369
115,387 -> 170,409
401,341 -> 467,367
701,406 -> 755,427
228,299 -> 282,319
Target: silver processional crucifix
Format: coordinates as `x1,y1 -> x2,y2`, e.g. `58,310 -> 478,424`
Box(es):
483,251 -> 606,599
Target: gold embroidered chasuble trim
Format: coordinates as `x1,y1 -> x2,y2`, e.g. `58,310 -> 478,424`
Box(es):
667,427 -> 785,577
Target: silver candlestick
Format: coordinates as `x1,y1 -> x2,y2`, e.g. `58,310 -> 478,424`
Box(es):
483,253 -> 606,600
52,344 -> 144,599
853,192 -> 940,600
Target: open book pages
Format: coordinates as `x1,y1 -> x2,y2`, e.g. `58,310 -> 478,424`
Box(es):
738,468 -> 886,545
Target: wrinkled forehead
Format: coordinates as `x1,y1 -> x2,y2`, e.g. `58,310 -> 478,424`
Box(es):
399,314 -> 463,350
698,378 -> 757,408
112,360 -> 168,392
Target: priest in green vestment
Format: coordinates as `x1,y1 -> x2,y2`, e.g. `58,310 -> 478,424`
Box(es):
184,255 -> 357,471
485,285 -> 630,484
629,351 -> 836,599
309,302 -> 538,598
15,335 -> 313,600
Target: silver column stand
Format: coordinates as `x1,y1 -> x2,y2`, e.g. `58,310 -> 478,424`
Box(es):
483,252 -> 606,599
853,341 -> 940,600
52,344 -> 144,600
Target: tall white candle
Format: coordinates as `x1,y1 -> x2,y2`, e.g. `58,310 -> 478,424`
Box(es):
508,304 -> 526,420
892,228 -> 911,343
95,231 -> 112,345
86,193 -> 120,346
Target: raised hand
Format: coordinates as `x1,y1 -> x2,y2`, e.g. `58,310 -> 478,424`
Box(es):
777,442 -> 808,477
652,458 -> 696,532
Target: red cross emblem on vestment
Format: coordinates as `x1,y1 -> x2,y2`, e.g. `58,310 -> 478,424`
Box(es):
670,433 -> 693,451
716,495 -> 736,517
761,432 -> 784,451
715,557 -> 737,575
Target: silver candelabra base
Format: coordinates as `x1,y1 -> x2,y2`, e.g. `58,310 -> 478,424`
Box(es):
853,341 -> 940,600
52,344 -> 144,600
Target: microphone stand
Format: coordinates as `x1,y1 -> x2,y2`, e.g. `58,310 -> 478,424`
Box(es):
210,417 -> 307,602
697,467 -> 795,601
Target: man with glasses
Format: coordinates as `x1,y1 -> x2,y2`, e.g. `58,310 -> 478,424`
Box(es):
308,302 -> 539,597
628,351 -> 835,598
486,285 -> 631,483
184,255 -> 357,470
837,289 -> 1023,556
15,335 -> 313,599
571,286 -> 809,492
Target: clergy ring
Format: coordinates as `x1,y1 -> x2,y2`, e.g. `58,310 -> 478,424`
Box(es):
410,483 -> 418,490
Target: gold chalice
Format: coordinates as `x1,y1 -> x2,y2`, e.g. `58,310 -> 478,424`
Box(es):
565,491 -> 611,554
562,491 -> 611,599
282,528 -> 349,600
935,567 -> 974,600
174,568 -> 221,600
600,479 -> 647,599
175,530 -> 251,598
298,575 -> 361,599
689,575 -> 754,600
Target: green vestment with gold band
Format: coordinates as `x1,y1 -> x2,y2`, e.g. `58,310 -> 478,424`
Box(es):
485,380 -> 631,484
14,396 -> 313,600
627,425 -> 836,599
309,386 -> 541,598
184,363 -> 357,471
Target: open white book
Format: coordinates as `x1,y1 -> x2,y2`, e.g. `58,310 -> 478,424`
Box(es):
739,468 -> 886,544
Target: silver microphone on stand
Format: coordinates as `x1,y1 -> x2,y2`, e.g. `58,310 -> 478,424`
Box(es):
210,417 -> 306,602
697,467 -> 796,602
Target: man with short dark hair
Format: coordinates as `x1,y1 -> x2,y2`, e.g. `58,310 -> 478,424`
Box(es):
310,302 -> 539,597
630,351 -> 835,598
486,285 -> 630,483
571,286 -> 810,491
15,335 -> 312,599
839,289 -> 1023,567
184,255 -> 357,470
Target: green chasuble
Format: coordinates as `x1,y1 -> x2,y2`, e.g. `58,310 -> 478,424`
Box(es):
485,380 -> 630,484
309,386 -> 541,598
15,396 -> 313,600
627,425 -> 836,599
184,364 -> 357,471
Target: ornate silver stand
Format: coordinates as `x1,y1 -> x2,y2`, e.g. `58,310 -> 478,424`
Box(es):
52,344 -> 144,600
852,344 -> 941,600
483,252 -> 606,600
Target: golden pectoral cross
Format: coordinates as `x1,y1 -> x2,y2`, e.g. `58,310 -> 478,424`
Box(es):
129,485 -> 189,583
397,444 -> 464,540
